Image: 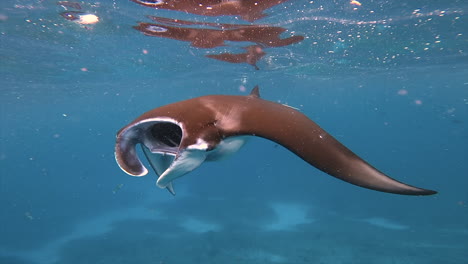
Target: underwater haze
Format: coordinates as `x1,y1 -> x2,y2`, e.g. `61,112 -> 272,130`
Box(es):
1,0 -> 467,263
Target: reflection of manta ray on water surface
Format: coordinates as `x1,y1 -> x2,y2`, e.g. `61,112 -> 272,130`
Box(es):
115,86 -> 437,196
133,19 -> 304,49
130,0 -> 292,21
133,16 -> 303,68
129,0 -> 303,68
206,45 -> 266,70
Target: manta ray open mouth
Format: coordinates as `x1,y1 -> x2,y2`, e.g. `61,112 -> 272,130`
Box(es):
115,119 -> 184,177
145,122 -> 183,152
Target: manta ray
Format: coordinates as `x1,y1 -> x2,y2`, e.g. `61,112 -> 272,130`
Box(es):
115,86 -> 436,196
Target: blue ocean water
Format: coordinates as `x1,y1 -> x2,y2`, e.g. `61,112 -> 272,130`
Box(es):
1,0 -> 467,263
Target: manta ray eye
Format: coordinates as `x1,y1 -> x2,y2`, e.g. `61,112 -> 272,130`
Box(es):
150,122 -> 182,148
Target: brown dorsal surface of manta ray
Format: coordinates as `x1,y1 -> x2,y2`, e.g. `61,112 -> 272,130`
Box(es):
206,45 -> 266,70
133,22 -> 304,48
130,0 -> 292,22
115,86 -> 437,196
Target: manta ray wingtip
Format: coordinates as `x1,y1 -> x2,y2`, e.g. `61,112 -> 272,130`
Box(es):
367,178 -> 437,196
416,188 -> 437,196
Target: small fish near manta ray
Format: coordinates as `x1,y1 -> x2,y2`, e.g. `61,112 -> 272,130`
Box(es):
115,86 -> 437,196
